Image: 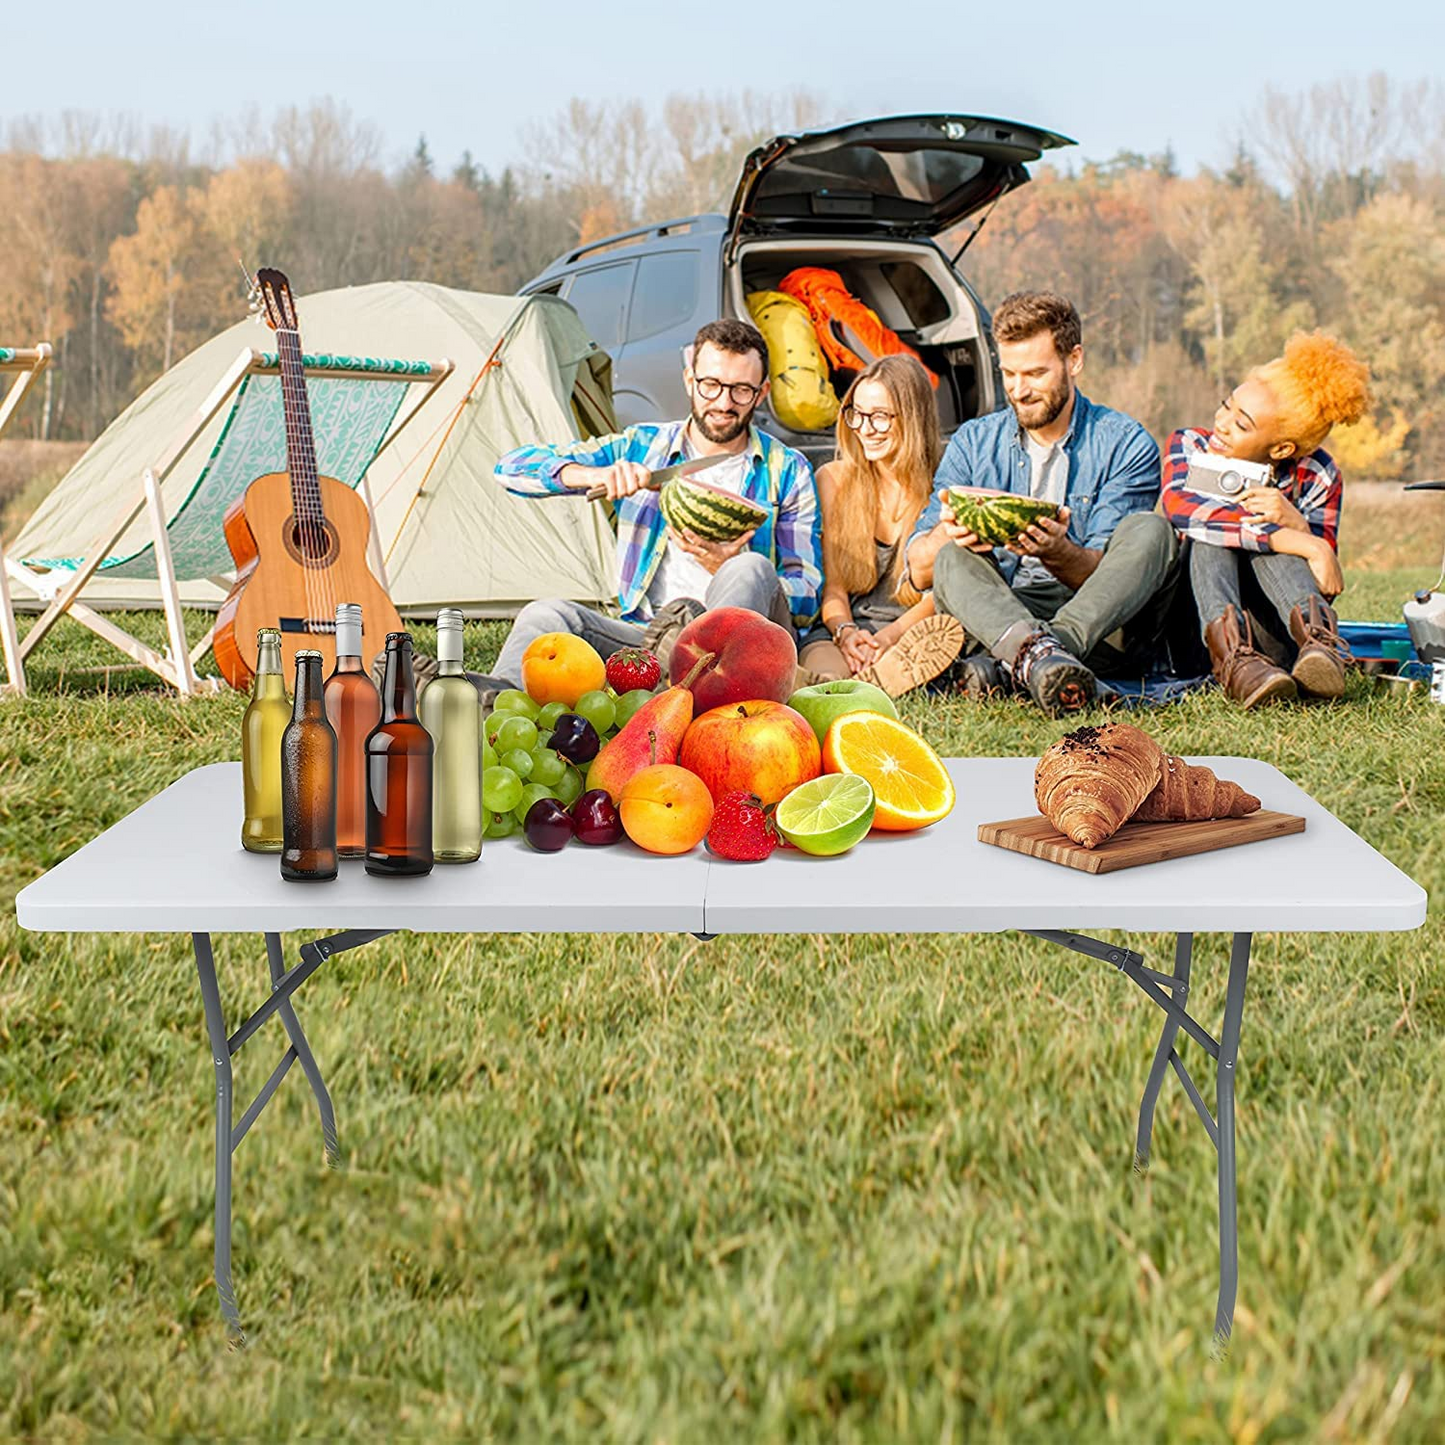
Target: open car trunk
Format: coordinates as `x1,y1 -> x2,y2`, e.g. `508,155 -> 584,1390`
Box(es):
728,236 -> 992,458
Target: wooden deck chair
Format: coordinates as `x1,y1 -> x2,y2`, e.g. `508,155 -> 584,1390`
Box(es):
0,344 -> 53,697
5,349 -> 452,695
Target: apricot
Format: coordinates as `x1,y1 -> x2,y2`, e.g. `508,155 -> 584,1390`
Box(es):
521,632 -> 607,707
619,764 -> 714,855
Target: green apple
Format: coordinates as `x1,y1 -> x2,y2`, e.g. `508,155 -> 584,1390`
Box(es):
786,678 -> 898,742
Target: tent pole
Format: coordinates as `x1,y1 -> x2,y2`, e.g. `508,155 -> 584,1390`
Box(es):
145,468 -> 197,696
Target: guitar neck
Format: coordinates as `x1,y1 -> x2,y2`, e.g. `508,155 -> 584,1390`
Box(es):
275,328 -> 324,522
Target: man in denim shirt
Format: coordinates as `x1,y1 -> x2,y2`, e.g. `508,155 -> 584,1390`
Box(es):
905,293 -> 1176,714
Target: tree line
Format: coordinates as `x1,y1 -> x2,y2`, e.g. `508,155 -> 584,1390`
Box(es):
2,77 -> 1441,476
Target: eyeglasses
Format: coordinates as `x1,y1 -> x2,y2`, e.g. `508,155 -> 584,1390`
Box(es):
694,376 -> 762,406
843,406 -> 896,435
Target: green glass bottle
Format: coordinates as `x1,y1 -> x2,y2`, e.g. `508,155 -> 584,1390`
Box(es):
241,628 -> 289,853
419,608 -> 482,862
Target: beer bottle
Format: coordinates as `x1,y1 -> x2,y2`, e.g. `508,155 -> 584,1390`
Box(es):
280,650 -> 339,882
419,608 -> 482,863
324,602 -> 381,859
365,631 -> 434,877
241,627 -> 288,853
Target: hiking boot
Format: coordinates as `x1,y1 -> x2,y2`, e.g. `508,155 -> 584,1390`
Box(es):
1288,596 -> 1350,699
642,597 -> 705,675
1205,605 -> 1297,708
956,650 -> 1013,699
856,615 -> 966,698
1009,630 -> 1097,715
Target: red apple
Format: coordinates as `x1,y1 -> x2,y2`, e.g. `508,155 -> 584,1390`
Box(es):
669,606 -> 797,712
679,699 -> 822,804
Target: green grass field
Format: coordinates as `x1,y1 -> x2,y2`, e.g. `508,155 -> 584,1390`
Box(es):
2,560 -> 1443,1440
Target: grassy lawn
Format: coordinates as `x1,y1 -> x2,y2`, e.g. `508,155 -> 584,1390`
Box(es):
2,547 -> 1442,1438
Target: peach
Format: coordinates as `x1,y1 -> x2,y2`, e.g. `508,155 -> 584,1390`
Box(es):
521,632 -> 606,707
679,700 -> 821,804
669,606 -> 797,712
618,764 -> 714,855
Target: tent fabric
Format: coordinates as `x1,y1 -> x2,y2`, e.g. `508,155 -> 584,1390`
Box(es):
11,283 -> 618,616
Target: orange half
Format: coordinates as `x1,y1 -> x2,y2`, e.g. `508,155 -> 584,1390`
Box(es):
821,713 -> 955,831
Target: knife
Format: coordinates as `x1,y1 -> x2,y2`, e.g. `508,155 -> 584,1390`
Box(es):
582,451 -> 731,501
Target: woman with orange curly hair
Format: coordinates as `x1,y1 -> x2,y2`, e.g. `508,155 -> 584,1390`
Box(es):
1162,332 -> 1372,707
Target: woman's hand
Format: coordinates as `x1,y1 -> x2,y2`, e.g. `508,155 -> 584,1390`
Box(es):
839,628 -> 879,674
1240,487 -> 1306,531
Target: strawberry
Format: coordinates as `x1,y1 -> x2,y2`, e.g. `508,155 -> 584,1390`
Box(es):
606,646 -> 662,694
706,791 -> 777,862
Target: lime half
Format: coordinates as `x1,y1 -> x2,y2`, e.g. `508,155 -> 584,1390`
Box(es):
774,774 -> 877,857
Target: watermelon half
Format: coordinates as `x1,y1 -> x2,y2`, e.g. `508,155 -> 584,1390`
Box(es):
660,477 -> 769,543
943,487 -> 1060,546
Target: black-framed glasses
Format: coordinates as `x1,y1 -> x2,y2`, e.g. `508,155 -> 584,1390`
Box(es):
843,406 -> 895,435
695,376 -> 762,406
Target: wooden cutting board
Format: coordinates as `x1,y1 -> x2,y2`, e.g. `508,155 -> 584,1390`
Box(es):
977,811 -> 1306,874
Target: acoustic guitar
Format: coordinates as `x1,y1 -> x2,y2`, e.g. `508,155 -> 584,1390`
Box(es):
213,268 -> 402,691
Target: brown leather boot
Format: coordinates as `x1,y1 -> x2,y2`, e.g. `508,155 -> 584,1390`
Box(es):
1205,605 -> 1297,708
1288,596 -> 1350,699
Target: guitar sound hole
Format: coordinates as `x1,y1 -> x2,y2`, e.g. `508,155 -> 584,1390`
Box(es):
283,515 -> 340,568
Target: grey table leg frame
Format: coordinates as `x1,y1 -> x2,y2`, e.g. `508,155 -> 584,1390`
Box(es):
188,927 -> 1250,1351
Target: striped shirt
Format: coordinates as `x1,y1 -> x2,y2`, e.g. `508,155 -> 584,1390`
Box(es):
1161,428 -> 1342,553
496,420 -> 822,626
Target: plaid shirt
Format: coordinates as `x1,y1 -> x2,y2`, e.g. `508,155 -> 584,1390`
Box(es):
1161,428 -> 1342,553
496,420 -> 822,626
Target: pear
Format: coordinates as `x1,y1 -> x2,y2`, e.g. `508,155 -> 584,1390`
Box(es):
588,653 -> 715,801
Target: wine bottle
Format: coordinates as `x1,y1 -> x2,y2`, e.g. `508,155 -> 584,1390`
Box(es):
281,650 -> 339,881
365,631 -> 434,877
241,627 -> 288,853
325,602 -> 381,859
419,609 -> 482,862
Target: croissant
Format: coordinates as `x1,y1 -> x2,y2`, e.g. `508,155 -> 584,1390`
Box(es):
1131,755 -> 1261,822
1034,723 -> 1163,849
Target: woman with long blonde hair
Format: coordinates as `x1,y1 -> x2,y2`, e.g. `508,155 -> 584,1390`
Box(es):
798,355 -> 964,694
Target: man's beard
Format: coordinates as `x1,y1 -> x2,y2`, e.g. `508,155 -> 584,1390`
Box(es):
1010,378 -> 1071,431
691,397 -> 753,444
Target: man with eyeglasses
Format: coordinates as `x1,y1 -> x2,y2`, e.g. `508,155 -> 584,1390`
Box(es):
474,319 -> 821,703
904,292 -> 1177,715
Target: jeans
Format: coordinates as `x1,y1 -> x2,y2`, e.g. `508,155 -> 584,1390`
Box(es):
1189,541 -> 1321,647
931,511 -> 1178,674
489,552 -> 790,688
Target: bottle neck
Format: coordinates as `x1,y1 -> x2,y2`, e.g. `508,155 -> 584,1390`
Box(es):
436,658 -> 463,676
381,645 -> 417,720
293,657 -> 326,717
255,640 -> 282,680
332,654 -> 364,674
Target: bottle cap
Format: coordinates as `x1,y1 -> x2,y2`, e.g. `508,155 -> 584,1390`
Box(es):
437,608 -> 464,630
385,631 -> 412,647
257,627 -> 281,642
336,602 -> 363,622
295,648 -> 323,660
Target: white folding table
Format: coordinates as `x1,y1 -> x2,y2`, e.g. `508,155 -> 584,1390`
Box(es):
15,758 -> 1426,1351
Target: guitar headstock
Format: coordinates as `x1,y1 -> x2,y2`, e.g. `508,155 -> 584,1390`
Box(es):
254,268 -> 299,334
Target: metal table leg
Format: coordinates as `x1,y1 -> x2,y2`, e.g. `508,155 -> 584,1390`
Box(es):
1026,929 -> 1252,1349
189,928 -> 393,1343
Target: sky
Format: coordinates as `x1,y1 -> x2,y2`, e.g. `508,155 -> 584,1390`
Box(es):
6,0 -> 1441,179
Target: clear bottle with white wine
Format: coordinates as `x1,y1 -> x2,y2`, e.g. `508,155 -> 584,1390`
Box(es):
418,608 -> 482,862
241,627 -> 288,852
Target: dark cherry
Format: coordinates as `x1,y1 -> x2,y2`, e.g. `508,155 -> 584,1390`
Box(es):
523,798 -> 574,852
550,713 -> 600,764
571,788 -> 623,846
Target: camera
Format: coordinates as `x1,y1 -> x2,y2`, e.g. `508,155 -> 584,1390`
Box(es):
1184,450 -> 1275,500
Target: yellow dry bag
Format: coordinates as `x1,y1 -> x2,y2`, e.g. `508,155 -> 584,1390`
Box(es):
746,290 -> 840,432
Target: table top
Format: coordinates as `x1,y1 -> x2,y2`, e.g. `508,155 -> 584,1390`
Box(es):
14,759 -> 1427,936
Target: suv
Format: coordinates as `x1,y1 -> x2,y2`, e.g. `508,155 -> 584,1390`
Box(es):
520,113 -> 1074,463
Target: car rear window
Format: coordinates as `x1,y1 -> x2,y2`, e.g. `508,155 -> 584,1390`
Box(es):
754,145 -> 987,218
627,251 -> 700,344
564,262 -> 636,350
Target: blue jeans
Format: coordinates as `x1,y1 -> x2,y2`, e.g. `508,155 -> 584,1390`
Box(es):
489,552 -> 790,688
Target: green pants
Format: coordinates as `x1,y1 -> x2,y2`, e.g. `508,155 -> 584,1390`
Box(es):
932,511 -> 1179,674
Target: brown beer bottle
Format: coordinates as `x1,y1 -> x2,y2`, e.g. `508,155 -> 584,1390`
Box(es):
280,649 -> 338,882
365,631 -> 434,877
324,602 -> 381,859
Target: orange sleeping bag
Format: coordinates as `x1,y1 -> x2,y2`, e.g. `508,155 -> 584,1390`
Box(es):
778,266 -> 940,389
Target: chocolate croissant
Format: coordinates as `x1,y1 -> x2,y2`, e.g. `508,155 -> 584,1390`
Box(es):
1131,755 -> 1260,822
1034,723 -> 1163,848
